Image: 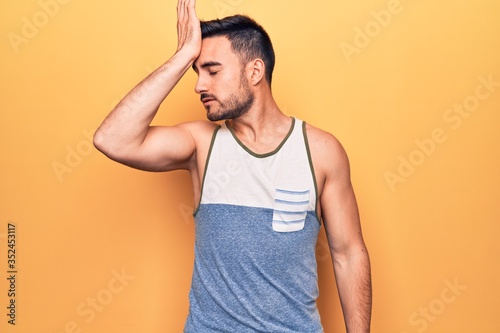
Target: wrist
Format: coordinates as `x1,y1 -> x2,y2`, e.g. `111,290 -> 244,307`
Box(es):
174,46 -> 200,65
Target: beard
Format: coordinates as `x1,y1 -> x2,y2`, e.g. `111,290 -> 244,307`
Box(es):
203,73 -> 255,122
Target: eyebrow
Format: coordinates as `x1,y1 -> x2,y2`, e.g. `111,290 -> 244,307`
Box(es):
192,61 -> 223,72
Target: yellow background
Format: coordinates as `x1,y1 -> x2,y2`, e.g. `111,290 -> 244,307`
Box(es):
1,0 -> 499,332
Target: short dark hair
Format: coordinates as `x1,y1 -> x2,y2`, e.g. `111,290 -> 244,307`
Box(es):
200,15 -> 275,85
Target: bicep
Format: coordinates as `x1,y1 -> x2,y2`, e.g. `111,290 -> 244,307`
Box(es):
104,123 -> 197,172
319,139 -> 365,257
321,177 -> 363,255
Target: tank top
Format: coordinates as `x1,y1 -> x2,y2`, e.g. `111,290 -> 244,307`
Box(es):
184,117 -> 324,333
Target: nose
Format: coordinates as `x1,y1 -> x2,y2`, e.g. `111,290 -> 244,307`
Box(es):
194,74 -> 207,94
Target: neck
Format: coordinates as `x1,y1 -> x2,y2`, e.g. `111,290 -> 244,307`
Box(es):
228,90 -> 290,143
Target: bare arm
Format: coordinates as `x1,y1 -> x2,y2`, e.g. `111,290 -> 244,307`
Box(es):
316,131 -> 372,333
93,0 -> 203,171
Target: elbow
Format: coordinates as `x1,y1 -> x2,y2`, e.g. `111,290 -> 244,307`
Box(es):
93,128 -> 119,158
332,243 -> 370,267
92,129 -> 137,166
92,129 -> 107,154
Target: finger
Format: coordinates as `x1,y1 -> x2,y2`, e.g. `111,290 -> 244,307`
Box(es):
177,0 -> 182,16
177,0 -> 188,34
178,0 -> 186,23
186,0 -> 197,20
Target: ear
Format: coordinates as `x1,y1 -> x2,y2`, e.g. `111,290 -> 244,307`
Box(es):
247,58 -> 266,85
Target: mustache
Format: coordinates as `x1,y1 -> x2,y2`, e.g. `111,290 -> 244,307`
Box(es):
200,93 -> 217,102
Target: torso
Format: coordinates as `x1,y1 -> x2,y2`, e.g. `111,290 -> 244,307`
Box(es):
184,117 -> 325,332
189,119 -> 328,218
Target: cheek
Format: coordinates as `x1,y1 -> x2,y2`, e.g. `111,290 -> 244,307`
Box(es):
214,74 -> 237,96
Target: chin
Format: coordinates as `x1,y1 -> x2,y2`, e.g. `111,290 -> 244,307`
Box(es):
206,112 -> 223,122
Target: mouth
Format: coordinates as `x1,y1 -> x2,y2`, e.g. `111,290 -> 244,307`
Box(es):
201,94 -> 217,106
202,99 -> 215,106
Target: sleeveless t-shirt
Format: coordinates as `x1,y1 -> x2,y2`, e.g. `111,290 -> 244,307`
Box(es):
184,118 -> 324,333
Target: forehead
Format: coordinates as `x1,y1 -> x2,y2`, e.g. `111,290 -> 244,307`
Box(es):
194,36 -> 240,70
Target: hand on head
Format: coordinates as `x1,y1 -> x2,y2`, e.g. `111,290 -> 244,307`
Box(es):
176,0 -> 202,61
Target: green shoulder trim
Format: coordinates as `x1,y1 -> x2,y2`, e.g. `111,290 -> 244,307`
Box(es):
193,124 -> 222,217
302,121 -> 322,225
225,117 -> 295,158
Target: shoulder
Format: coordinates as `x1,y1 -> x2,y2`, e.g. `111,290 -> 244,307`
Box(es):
303,121 -> 351,179
181,120 -> 220,133
169,120 -> 220,172
179,120 -> 220,141
304,122 -> 349,164
151,120 -> 219,151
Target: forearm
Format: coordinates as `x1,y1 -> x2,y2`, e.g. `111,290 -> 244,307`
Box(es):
333,247 -> 372,333
93,50 -> 194,155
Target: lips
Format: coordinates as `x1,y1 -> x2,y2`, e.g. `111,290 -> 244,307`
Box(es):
202,98 -> 215,105
201,94 -> 217,105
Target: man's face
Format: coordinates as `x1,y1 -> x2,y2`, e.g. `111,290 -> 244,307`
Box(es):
193,36 -> 254,121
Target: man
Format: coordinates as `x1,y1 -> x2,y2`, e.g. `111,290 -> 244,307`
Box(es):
93,0 -> 372,332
